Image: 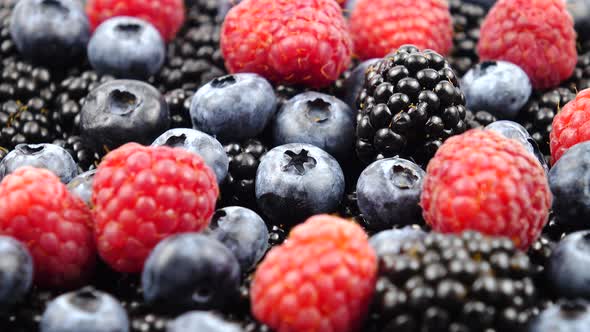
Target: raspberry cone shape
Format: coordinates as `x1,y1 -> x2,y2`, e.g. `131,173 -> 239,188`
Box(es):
0,167 -> 95,288
349,0 -> 453,60
220,0 -> 352,88
477,0 -> 577,90
92,143 -> 219,273
86,0 -> 185,41
251,215 -> 377,332
420,130 -> 551,249
550,88 -> 590,163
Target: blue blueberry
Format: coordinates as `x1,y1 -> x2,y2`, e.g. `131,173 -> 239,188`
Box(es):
272,92 -> 355,159
88,17 -> 165,80
462,61 -> 532,119
10,0 -> 90,67
205,206 -> 269,272
547,231 -> 590,300
342,58 -> 380,108
356,157 -> 425,231
67,169 -> 96,206
142,233 -> 240,312
0,143 -> 79,183
167,311 -> 243,332
80,79 -> 170,152
152,128 -> 229,184
369,226 -> 426,257
549,141 -> 590,228
190,74 -> 277,142
40,287 -> 129,332
485,120 -> 549,173
0,236 -> 33,313
255,143 -> 345,225
528,300 -> 590,332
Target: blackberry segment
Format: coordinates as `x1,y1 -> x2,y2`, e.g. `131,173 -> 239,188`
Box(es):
465,109 -> 497,129
356,45 -> 468,166
369,231 -> 538,332
164,89 -> 193,128
517,88 -> 575,156
52,135 -> 101,171
563,51 -> 590,91
0,1 -> 17,63
221,139 -> 268,209
152,0 -> 226,92
448,0 -> 486,77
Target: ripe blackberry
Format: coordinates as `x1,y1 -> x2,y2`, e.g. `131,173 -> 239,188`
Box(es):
0,99 -> 58,150
164,89 -> 193,128
356,45 -> 468,166
152,0 -> 226,92
0,1 -> 17,63
221,139 -> 268,209
52,135 -> 101,171
448,0 -> 486,77
465,109 -> 497,129
517,88 -> 575,156
370,231 -> 538,332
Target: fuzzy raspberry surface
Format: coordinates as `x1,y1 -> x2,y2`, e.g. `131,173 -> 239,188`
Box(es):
220,0 -> 352,88
349,0 -> 453,60
550,88 -> 590,163
92,143 -> 219,273
420,130 -> 551,249
86,0 -> 185,42
0,167 -> 95,288
251,215 -> 377,332
477,0 -> 577,90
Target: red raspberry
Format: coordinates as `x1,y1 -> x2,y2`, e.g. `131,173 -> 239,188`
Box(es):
477,0 -> 577,90
420,130 -> 551,249
550,88 -> 590,163
0,167 -> 95,288
220,0 -> 352,88
251,215 -> 377,332
86,0 -> 184,42
349,0 -> 453,60
92,143 -> 219,273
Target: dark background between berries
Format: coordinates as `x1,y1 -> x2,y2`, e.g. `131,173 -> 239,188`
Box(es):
2,0 -> 590,331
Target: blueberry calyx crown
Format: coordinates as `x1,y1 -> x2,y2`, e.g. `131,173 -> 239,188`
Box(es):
17,144 -> 44,154
559,300 -> 589,318
115,22 -> 144,35
209,210 -> 227,230
390,163 -> 419,189
163,134 -> 187,148
107,89 -> 141,115
40,0 -> 70,15
305,98 -> 331,123
68,287 -> 101,313
281,149 -> 316,175
479,61 -> 497,71
211,75 -> 237,88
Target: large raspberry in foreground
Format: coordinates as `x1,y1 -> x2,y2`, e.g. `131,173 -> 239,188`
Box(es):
0,167 -> 95,288
349,0 -> 453,60
86,0 -> 185,42
420,129 -> 551,249
251,215 -> 377,332
550,88 -> 590,163
220,0 -> 352,88
92,143 -> 219,273
477,0 -> 577,90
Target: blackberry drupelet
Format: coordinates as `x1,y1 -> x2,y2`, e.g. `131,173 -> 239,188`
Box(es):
517,88 -> 575,156
221,139 -> 268,209
370,231 -> 538,332
164,89 -> 193,128
465,109 -> 497,129
356,45 -> 468,166
152,0 -> 226,92
448,0 -> 486,77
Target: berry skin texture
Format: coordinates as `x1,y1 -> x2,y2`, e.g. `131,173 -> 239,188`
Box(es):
0,167 -> 96,288
477,0 -> 577,90
349,0 -> 453,60
420,129 -> 552,249
220,0 -> 352,88
92,143 -> 219,273
85,0 -> 184,42
251,215 -> 377,332
550,88 -> 590,163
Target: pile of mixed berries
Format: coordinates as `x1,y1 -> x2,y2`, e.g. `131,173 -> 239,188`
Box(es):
3,0 -> 590,331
